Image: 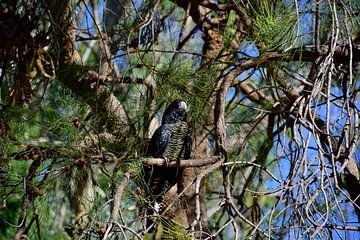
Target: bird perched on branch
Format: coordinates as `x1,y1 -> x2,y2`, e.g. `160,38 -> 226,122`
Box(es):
144,99 -> 191,213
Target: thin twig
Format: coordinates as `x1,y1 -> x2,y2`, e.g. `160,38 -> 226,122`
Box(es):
102,172 -> 131,240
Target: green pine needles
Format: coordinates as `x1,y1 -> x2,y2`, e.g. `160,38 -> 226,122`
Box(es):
156,61 -> 218,125
247,0 -> 297,51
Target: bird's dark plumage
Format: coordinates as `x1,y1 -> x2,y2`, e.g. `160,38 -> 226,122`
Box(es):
144,99 -> 191,207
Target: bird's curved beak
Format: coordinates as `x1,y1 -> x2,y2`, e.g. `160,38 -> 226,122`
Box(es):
178,101 -> 187,111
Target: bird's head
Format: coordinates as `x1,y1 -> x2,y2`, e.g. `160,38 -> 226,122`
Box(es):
162,99 -> 187,124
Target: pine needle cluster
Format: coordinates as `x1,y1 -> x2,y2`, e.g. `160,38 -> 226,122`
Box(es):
247,0 -> 297,51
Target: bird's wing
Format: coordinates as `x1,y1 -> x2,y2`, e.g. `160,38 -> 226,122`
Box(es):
147,124 -> 172,157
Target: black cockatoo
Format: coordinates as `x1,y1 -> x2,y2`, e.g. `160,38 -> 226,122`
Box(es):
144,99 -> 191,209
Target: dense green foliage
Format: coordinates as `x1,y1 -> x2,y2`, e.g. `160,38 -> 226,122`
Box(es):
0,0 -> 360,239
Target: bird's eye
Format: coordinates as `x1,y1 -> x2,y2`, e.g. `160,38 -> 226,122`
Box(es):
178,101 -> 187,111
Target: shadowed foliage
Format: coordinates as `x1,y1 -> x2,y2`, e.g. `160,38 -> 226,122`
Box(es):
0,0 -> 360,239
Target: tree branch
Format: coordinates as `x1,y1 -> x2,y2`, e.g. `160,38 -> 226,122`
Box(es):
102,172 -> 131,240
12,147 -> 44,240
142,156 -> 221,168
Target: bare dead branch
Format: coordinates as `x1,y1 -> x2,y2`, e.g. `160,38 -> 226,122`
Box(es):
103,172 -> 131,240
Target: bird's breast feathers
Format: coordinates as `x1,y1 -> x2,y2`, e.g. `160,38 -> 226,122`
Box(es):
162,121 -> 188,162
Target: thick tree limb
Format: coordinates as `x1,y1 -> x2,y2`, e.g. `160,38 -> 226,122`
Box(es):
142,156 -> 221,168
235,46 -> 360,70
58,67 -> 132,135
49,2 -> 132,135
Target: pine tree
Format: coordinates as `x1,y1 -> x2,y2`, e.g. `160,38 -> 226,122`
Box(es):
0,0 -> 359,239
